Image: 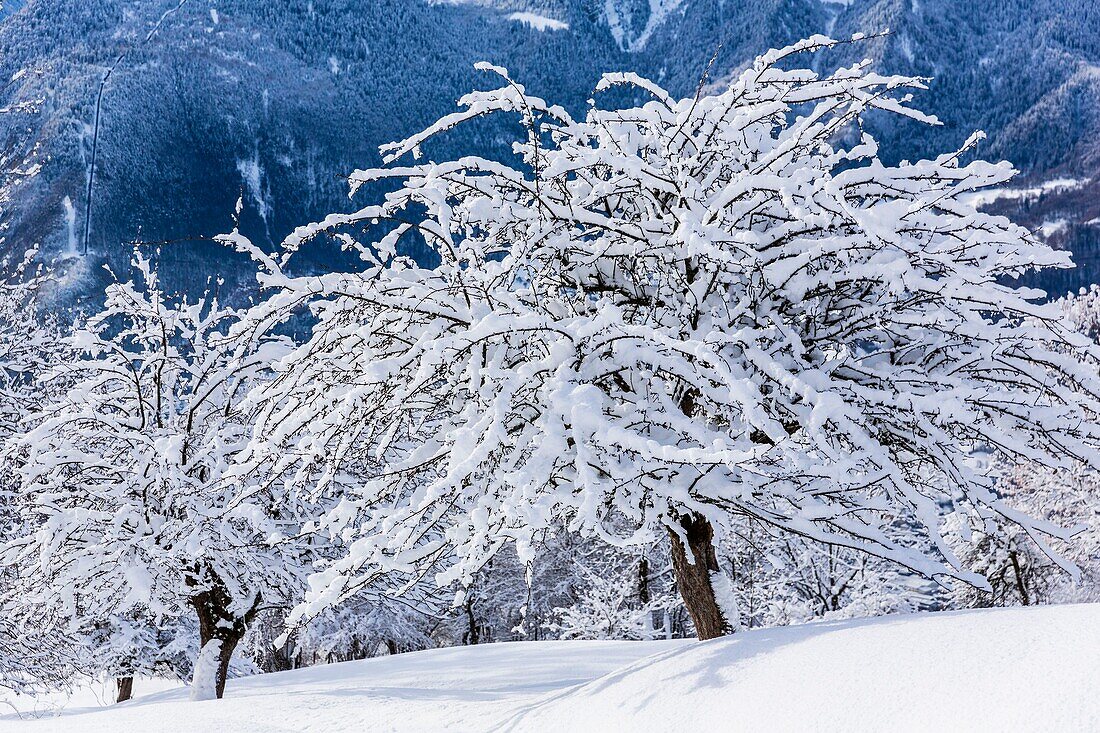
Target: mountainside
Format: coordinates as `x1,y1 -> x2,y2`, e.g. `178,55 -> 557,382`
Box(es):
825,0 -> 1100,296
4,605 -> 1099,731
2,0 -> 1099,300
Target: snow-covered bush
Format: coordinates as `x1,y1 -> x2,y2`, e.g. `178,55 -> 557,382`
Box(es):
447,533 -> 589,644
0,255 -> 81,694
1063,285 -> 1100,342
291,589 -> 446,665
550,555 -> 678,641
726,522 -> 936,628
79,610 -> 197,701
3,249 -> 328,699
234,34 -> 1100,641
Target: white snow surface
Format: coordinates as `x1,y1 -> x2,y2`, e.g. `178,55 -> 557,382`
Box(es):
3,605 -> 1098,732
962,177 -> 1085,208
507,12 -> 568,32
605,0 -> 683,51
1040,218 -> 1069,238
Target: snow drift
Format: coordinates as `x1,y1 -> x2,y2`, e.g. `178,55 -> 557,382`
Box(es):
3,605 -> 1097,732
517,604 -> 1100,732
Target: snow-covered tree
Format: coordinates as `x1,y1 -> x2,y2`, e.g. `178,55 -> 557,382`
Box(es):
948,287 -> 1100,608
549,549 -> 678,641
79,609 -> 196,702
946,458 -> 1100,609
296,594 -> 442,664
1063,285 -> 1100,343
0,255 -> 81,695
446,534 -> 580,645
727,520 -> 936,628
0,248 -> 61,443
238,35 -> 1100,640
4,249 -> 323,699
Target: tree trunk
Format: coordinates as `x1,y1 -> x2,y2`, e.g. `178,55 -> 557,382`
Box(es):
668,513 -> 733,640
1009,550 -> 1031,606
115,676 -> 133,703
260,638 -> 297,673
189,576 -> 259,700
350,635 -> 363,661
464,598 -> 480,645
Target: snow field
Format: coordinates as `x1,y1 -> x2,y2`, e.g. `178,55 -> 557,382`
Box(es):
3,604 -> 1097,733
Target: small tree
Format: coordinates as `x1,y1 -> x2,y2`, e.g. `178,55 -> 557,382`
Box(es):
550,553 -> 678,641
6,250 -> 322,699
0,257 -> 81,694
296,594 -> 442,664
1064,285 -> 1100,343
79,609 -> 196,702
242,36 -> 1100,639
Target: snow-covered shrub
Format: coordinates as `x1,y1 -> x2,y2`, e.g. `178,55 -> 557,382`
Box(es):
79,610 -> 197,700
550,557 -> 678,641
3,249 -> 331,699
1063,285 -> 1100,342
726,522 -> 936,628
0,255 -> 81,694
297,595 -> 442,664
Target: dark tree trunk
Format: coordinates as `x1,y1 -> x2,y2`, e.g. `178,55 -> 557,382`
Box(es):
262,640 -> 297,673
115,676 -> 133,703
638,554 -> 655,635
668,513 -> 732,640
189,575 -> 260,699
464,598 -> 480,645
350,635 -> 363,661
1009,550 -> 1031,606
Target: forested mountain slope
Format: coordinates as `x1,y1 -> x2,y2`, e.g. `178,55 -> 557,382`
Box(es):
1,0 -> 1098,299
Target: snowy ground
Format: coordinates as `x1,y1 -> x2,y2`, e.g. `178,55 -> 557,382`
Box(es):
3,604 -> 1097,732
1,677 -> 184,720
